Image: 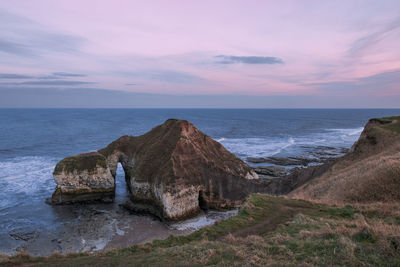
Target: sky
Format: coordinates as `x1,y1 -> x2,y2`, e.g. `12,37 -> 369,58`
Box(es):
0,0 -> 400,108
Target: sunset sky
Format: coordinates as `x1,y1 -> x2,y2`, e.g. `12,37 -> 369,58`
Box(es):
1,0 -> 400,107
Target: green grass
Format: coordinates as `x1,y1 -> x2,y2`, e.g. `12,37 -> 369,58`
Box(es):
54,152 -> 108,174
2,194 -> 400,266
375,116 -> 400,133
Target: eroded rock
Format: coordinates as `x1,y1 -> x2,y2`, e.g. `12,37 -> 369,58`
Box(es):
51,119 -> 259,220
50,152 -> 115,204
98,119 -> 259,220
252,166 -> 288,178
246,156 -> 321,166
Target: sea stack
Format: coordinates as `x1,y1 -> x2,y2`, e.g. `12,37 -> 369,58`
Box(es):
50,119 -> 259,220
51,152 -> 115,204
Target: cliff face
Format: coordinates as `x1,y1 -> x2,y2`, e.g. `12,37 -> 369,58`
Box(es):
98,119 -> 259,220
51,119 -> 259,220
290,116 -> 400,203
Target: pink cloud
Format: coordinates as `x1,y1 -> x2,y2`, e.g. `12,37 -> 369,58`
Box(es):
0,0 -> 399,101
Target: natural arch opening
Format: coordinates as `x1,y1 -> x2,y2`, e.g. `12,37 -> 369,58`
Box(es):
114,162 -> 130,204
198,190 -> 208,210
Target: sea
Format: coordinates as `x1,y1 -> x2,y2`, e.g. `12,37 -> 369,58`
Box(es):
0,108 -> 399,255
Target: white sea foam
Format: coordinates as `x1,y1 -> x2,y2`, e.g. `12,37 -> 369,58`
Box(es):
218,137 -> 296,158
323,127 -> 364,145
348,128 -> 364,136
170,209 -> 238,231
270,137 -> 295,156
329,127 -> 364,137
215,127 -> 363,160
0,157 -> 56,209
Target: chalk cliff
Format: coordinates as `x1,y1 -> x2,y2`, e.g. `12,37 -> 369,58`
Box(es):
51,152 -> 115,204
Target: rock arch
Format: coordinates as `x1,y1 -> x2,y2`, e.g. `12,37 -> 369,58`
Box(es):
50,119 -> 261,220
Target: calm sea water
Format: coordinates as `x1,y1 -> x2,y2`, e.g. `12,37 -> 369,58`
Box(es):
0,108 -> 399,254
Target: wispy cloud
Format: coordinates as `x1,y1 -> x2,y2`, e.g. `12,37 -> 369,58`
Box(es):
0,9 -> 85,58
347,17 -> 400,57
119,70 -> 205,84
0,80 -> 95,86
52,72 -> 86,77
0,73 -> 34,79
0,39 -> 34,57
0,72 -> 88,81
214,55 -> 283,64
305,69 -> 400,94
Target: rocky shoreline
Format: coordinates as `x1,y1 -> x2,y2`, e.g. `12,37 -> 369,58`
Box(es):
4,201 -> 238,256
248,146 -> 349,179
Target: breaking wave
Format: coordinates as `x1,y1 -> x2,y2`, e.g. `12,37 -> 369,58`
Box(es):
0,156 -> 57,210
216,127 -> 363,159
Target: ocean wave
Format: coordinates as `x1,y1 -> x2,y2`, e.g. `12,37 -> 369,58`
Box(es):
0,167 -> 54,181
0,157 -> 57,209
270,137 -> 295,156
324,127 -> 364,144
0,156 -> 56,179
170,209 -> 238,231
328,127 -> 364,136
217,137 -> 296,158
215,127 -> 363,159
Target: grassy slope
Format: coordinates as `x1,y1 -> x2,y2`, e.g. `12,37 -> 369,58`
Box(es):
2,194 -> 400,266
291,116 -> 400,203
375,116 -> 400,133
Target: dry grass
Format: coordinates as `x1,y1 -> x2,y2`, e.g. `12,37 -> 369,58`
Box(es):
291,136 -> 400,204
290,116 -> 400,204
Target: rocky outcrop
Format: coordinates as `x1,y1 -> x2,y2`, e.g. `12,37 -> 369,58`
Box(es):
247,156 -> 326,166
99,119 -> 259,220
50,152 -> 115,204
252,166 -> 288,178
50,119 -> 259,220
246,146 -> 348,167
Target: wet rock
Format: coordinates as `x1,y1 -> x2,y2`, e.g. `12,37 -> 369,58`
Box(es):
246,145 -> 349,167
252,166 -> 288,178
301,145 -> 349,159
246,156 -> 320,166
246,157 -> 270,164
50,152 -> 115,204
9,230 -> 38,241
